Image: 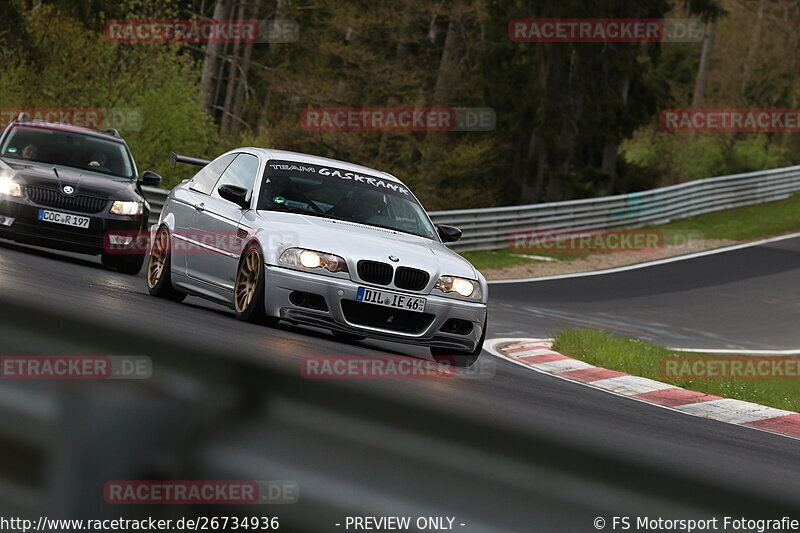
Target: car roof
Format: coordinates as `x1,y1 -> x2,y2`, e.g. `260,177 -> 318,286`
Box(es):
5,119 -> 128,143
241,147 -> 404,184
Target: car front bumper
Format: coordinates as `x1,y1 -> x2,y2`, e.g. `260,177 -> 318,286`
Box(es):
264,265 -> 487,351
0,195 -> 147,255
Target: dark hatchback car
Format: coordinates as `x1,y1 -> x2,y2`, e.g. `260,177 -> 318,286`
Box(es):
0,118 -> 162,274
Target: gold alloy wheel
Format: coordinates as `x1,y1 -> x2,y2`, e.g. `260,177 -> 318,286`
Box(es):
147,229 -> 168,289
235,249 -> 261,313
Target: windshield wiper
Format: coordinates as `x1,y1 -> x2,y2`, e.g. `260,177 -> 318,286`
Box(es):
362,222 -> 432,239
266,206 -> 430,238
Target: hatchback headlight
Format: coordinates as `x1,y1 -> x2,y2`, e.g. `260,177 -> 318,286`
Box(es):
110,201 -> 144,216
279,247 -> 348,273
0,176 -> 22,198
435,276 -> 482,299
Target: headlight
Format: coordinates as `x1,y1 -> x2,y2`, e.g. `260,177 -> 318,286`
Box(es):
0,176 -> 22,198
435,276 -> 482,299
110,201 -> 144,216
279,247 -> 348,273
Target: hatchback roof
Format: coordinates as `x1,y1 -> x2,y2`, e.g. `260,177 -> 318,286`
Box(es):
5,118 -> 127,143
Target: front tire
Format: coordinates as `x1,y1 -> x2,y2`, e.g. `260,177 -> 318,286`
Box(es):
234,244 -> 278,327
146,227 -> 186,302
430,315 -> 487,368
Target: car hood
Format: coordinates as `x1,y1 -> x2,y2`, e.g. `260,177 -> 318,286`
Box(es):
0,158 -> 140,201
255,211 -> 478,280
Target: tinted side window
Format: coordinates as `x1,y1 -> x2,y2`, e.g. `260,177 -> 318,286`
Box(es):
189,153 -> 236,195
211,153 -> 260,201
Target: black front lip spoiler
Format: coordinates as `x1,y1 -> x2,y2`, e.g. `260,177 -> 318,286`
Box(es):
279,308 -> 476,350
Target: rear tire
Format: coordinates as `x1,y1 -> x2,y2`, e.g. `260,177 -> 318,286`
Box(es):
146,227 -> 186,302
234,244 -> 278,327
430,315 -> 487,368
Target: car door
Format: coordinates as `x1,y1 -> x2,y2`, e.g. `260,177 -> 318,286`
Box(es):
186,152 -> 261,290
170,153 -> 236,276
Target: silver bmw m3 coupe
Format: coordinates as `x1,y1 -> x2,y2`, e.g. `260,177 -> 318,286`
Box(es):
146,148 -> 488,366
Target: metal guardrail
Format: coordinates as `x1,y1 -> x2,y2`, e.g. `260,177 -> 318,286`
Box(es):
143,185 -> 167,226
143,165 -> 800,252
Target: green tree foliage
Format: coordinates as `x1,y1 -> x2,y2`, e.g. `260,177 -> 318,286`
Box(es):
624,0 -> 800,185
0,1 -> 216,186
10,0 -> 793,209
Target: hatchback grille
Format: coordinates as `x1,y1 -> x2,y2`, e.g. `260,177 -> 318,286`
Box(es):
341,300 -> 434,334
24,186 -> 108,214
394,267 -> 429,291
357,260 -> 393,285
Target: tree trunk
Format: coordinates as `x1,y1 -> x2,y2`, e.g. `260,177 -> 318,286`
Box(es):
515,54 -> 550,204
428,2 -> 465,110
257,0 -> 289,133
229,0 -> 261,136
220,1 -> 245,133
518,127 -> 547,203
740,0 -> 766,98
211,38 -> 231,119
200,0 -> 234,113
422,0 -> 466,184
602,75 -> 629,193
395,0 -> 413,59
548,50 -> 582,202
601,140 -> 620,192
692,19 -> 717,108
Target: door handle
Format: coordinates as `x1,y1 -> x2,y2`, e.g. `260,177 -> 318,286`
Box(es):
194,202 -> 205,212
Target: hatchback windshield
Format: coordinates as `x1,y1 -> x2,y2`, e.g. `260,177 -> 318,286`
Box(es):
258,160 -> 437,239
0,125 -> 135,179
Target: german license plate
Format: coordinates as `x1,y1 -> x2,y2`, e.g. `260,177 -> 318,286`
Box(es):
356,287 -> 426,313
38,209 -> 90,229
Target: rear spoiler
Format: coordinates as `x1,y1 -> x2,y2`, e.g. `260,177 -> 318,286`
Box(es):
169,152 -> 211,169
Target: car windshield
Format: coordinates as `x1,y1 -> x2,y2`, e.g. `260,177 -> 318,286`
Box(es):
258,160 -> 437,239
0,125 -> 134,179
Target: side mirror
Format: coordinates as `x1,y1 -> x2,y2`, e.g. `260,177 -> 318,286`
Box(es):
140,170 -> 162,186
218,184 -> 250,209
437,224 -> 462,243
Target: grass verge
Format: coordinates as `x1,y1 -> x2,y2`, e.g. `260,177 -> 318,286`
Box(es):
461,192 -> 800,271
553,328 -> 800,412
459,249 -> 586,270
650,191 -> 800,240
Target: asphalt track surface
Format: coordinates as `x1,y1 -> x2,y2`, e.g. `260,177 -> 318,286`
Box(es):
491,234 -> 800,351
1,234 -> 799,511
